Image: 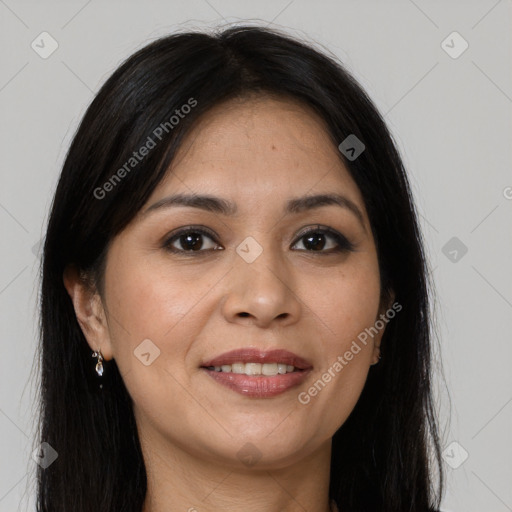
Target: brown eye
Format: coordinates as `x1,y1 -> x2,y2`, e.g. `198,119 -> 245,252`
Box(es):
163,227 -> 221,253
292,226 -> 355,253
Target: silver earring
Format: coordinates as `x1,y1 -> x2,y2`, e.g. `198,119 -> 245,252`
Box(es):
92,349 -> 104,376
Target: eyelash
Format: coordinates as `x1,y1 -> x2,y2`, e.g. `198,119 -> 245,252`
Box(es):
162,225 -> 355,255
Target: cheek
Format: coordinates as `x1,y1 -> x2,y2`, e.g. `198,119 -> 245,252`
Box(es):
101,256 -> 211,423
101,250 -> 226,400
100,250 -> 188,379
104,252 -> 214,341
296,257 -> 381,417
310,256 -> 382,348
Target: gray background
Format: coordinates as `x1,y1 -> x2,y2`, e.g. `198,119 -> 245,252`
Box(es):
1,1 -> 511,511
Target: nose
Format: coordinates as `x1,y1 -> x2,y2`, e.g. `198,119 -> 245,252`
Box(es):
221,244 -> 302,328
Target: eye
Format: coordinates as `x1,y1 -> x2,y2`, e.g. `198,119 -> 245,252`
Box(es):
292,225 -> 355,253
162,225 -> 354,255
163,226 -> 222,254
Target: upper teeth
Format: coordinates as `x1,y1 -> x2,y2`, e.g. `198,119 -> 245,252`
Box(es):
208,362 -> 296,376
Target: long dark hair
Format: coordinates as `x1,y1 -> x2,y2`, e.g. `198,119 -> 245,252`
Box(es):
36,25 -> 445,511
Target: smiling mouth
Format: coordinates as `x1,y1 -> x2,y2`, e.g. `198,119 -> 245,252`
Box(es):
200,348 -> 313,397
203,362 -> 301,375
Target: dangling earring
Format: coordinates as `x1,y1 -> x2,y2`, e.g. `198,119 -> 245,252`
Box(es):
92,348 -> 104,376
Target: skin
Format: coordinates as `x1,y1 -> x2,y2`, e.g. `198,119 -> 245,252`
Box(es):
64,95 -> 394,512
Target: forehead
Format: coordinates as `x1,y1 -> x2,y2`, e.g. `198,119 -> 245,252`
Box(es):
152,95 -> 366,217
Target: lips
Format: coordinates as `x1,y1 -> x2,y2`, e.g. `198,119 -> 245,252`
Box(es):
200,348 -> 313,398
201,348 -> 312,370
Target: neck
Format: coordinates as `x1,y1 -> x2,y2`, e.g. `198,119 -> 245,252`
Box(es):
139,428 -> 334,512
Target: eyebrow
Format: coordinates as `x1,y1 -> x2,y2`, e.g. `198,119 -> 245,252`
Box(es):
142,192 -> 366,230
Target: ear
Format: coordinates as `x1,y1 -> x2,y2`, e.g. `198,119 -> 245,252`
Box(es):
63,264 -> 114,360
371,288 -> 397,365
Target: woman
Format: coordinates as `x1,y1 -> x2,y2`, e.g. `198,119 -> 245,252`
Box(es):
36,25 -> 444,511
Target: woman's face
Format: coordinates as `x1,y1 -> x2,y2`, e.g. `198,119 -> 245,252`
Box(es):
80,96 -> 391,468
